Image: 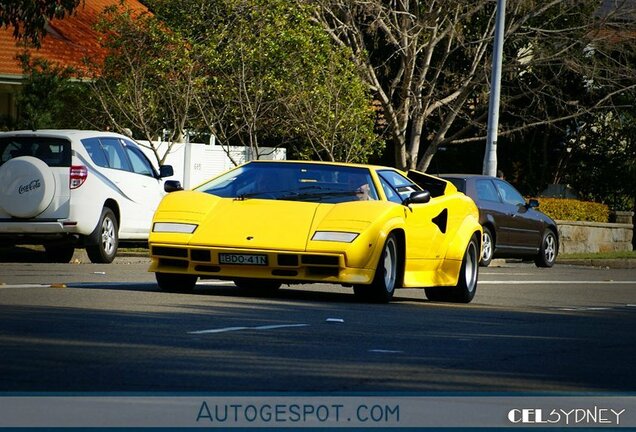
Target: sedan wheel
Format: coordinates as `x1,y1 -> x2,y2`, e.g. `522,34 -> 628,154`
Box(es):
480,227 -> 494,267
535,230 -> 557,268
354,233 -> 399,303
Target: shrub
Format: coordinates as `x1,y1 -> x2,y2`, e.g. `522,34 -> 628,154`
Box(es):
533,198 -> 609,223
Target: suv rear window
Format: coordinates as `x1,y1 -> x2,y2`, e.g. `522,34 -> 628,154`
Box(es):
0,137 -> 72,167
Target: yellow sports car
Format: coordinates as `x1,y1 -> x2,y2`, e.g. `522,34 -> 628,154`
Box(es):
148,161 -> 482,303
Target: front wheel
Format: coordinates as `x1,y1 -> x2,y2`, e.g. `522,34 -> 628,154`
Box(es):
535,230 -> 557,268
156,272 -> 198,293
354,233 -> 399,303
86,208 -> 118,264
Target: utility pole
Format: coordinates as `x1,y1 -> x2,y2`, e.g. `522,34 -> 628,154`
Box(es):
483,0 -> 506,177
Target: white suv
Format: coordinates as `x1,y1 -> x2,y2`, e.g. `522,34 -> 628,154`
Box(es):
0,130 -> 173,263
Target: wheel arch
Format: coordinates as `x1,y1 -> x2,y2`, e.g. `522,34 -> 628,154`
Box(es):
482,221 -> 496,245
445,215 -> 482,262
103,198 -> 120,228
83,201 -> 120,247
547,224 -> 559,252
390,228 -> 406,288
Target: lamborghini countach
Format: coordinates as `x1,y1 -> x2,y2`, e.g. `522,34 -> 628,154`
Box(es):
148,161 -> 482,303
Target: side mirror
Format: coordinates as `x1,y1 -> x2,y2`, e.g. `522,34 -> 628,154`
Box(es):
404,190 -> 431,206
159,165 -> 174,178
526,199 -> 539,209
164,180 -> 183,193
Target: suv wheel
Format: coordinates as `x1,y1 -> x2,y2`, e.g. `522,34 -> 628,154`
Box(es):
86,208 -> 118,264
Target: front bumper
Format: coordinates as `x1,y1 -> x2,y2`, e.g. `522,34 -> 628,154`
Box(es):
148,243 -> 375,285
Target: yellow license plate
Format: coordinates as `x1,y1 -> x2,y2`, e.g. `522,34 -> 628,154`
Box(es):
219,253 -> 268,266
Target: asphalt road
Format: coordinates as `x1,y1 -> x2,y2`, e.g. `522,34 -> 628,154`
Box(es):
1,251 -> 635,393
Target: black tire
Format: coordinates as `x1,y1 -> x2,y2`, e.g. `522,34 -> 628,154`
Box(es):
86,208 -> 118,264
480,227 -> 494,267
354,233 -> 399,303
44,244 -> 75,263
156,272 -> 198,293
535,230 -> 557,268
425,235 -> 479,303
234,278 -> 281,294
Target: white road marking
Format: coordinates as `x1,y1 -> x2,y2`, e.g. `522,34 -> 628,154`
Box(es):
0,284 -> 55,289
188,323 -> 309,335
197,281 -> 234,286
481,280 -> 636,285
369,349 -> 404,354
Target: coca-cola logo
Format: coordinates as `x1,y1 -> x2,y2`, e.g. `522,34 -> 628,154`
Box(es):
18,179 -> 41,194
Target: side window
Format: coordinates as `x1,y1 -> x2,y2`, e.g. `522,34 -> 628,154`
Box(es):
379,177 -> 403,204
124,143 -> 156,177
494,180 -> 525,206
99,138 -> 132,171
475,179 -> 500,202
81,138 -> 109,168
378,170 -> 420,202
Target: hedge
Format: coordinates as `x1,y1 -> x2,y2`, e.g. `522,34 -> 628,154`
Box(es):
533,198 -> 609,223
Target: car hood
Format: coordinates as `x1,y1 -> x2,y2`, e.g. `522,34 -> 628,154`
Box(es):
153,191 -> 389,251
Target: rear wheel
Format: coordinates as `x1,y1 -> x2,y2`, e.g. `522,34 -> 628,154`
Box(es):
354,233 -> 399,303
480,227 -> 494,267
535,230 -> 557,268
86,208 -> 118,264
44,244 -> 75,263
156,272 -> 198,293
425,235 -> 479,303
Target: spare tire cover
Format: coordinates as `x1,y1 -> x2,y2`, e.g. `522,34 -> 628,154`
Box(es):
0,156 -> 56,218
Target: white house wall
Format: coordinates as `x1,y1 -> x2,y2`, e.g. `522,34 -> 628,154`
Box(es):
137,141 -> 286,188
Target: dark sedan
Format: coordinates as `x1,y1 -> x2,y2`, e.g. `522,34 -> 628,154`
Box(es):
440,174 -> 558,267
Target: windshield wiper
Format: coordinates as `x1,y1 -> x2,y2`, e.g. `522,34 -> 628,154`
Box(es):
233,190 -> 289,200
277,190 -> 362,201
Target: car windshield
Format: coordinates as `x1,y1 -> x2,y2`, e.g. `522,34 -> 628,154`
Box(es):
195,162 -> 379,203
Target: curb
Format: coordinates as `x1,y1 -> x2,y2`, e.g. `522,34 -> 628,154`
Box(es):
556,258 -> 636,269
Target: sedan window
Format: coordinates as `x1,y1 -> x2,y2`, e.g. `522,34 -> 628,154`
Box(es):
475,179 -> 500,202
494,180 -> 526,206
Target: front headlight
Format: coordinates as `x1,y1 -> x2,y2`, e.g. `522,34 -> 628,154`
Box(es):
312,231 -> 359,243
153,222 -> 198,234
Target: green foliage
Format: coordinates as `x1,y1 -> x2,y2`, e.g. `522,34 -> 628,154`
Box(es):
15,52 -> 92,129
0,0 -> 81,47
89,5 -> 200,160
145,0 -> 381,163
535,197 -> 610,223
562,110 -> 636,212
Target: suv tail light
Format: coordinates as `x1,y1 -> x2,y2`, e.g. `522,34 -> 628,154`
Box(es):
70,165 -> 88,189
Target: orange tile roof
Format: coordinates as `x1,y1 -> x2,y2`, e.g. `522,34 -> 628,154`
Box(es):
0,0 -> 149,78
